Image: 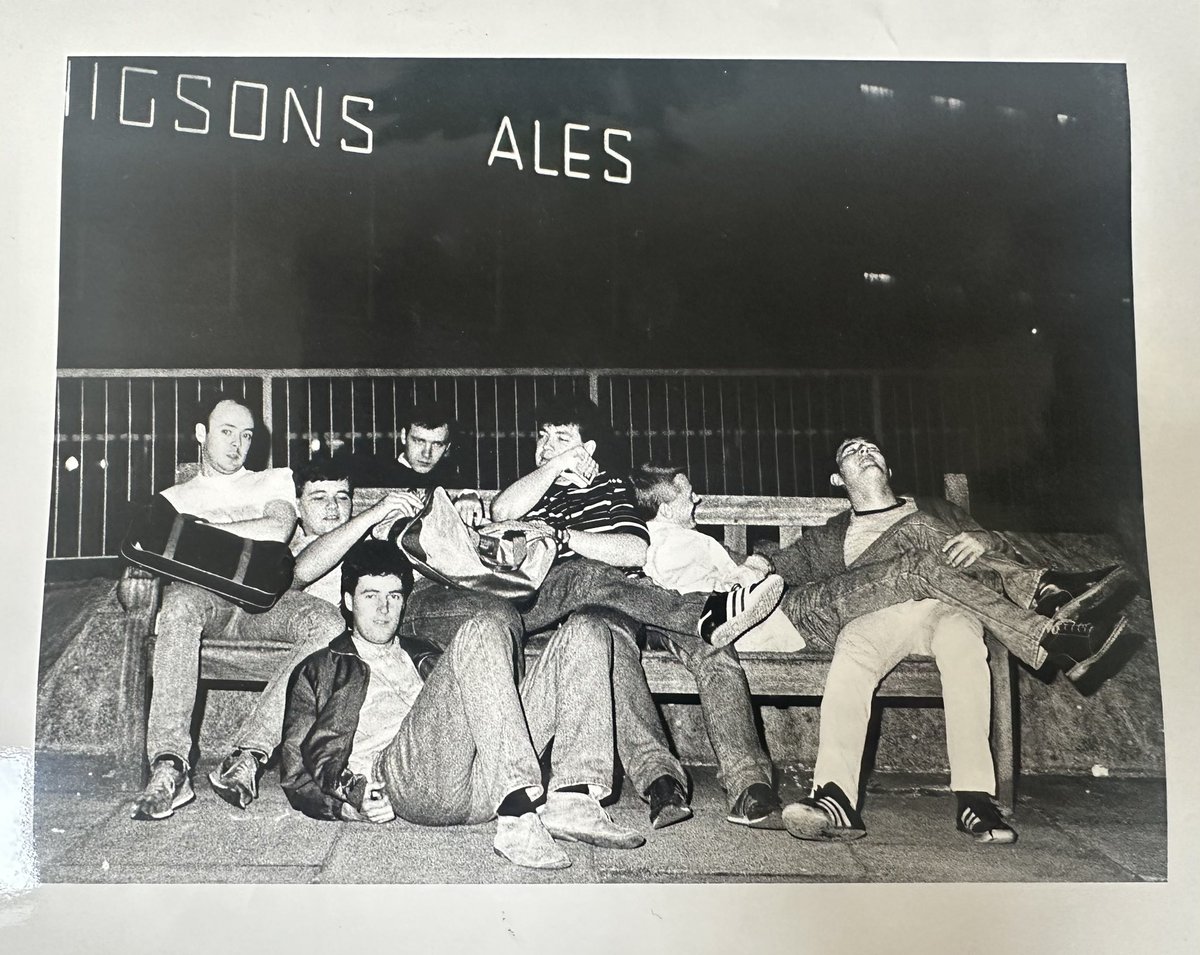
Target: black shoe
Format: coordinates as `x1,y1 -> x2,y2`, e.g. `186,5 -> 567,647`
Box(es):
646,775 -> 693,830
726,782 -> 785,829
698,575 -> 785,648
782,781 -> 867,841
1039,614 -> 1129,681
208,749 -> 263,810
956,791 -> 1017,844
1033,565 -> 1134,618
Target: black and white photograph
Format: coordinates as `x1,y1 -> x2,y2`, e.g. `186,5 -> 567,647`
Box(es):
26,53 -> 1166,887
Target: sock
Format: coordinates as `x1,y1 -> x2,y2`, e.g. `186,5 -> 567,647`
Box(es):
497,789 -> 537,817
557,784 -> 589,795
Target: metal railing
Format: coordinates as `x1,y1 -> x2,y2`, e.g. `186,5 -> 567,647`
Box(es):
48,366 -> 1058,560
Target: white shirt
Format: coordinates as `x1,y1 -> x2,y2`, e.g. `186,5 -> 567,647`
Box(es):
844,499 -> 919,567
288,526 -> 344,606
346,635 -> 426,780
645,520 -> 760,594
161,467 -> 296,530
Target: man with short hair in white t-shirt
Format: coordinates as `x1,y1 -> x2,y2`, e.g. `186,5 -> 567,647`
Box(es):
131,394 -> 418,821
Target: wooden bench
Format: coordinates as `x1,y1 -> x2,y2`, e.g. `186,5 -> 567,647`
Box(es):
115,474 -> 1016,807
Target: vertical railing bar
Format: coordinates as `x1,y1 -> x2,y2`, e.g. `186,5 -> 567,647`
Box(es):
473,378 -> 482,488
588,371 -> 599,405
787,378 -> 798,498
805,378 -> 815,495
626,377 -> 634,467
101,379 -> 110,553
77,378 -> 85,557
645,376 -> 653,461
771,377 -> 781,497
662,377 -> 671,466
370,378 -> 378,454
125,379 -> 133,501
261,373 -> 273,466
700,381 -> 709,494
924,379 -> 936,498
52,378 -> 61,557
681,376 -> 692,479
392,378 -> 399,461
306,378 -> 313,457
718,378 -> 728,494
350,379 -> 357,459
513,377 -> 520,484
493,378 -> 501,489
151,380 -> 158,493
327,376 -> 334,454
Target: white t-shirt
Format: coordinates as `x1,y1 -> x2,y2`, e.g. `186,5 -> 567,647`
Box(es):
161,467 -> 296,531
346,635 -> 425,780
843,499 -> 919,567
645,520 -> 760,594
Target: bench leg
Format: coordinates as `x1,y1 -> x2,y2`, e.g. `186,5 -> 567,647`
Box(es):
116,573 -> 159,787
987,635 -> 1017,811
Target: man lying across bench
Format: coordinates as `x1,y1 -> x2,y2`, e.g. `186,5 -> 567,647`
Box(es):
771,436 -> 1136,843
281,539 -> 644,870
490,394 -> 789,829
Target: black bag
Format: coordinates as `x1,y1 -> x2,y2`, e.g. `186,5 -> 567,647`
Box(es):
121,494 -> 295,611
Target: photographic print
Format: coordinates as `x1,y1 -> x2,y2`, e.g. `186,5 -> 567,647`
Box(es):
31,55 -> 1164,885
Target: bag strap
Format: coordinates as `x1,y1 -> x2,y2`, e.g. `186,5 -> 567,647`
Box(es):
233,538 -> 253,584
163,514 -> 186,560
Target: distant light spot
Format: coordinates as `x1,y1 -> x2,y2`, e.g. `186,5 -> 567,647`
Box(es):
64,456 -> 79,472
1031,328 -> 1038,335
99,458 -> 108,469
310,438 -> 322,453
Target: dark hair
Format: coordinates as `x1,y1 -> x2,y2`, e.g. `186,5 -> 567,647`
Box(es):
629,460 -> 688,519
194,389 -> 256,430
292,452 -> 354,497
535,393 -> 610,447
403,398 -> 456,438
339,539 -> 414,624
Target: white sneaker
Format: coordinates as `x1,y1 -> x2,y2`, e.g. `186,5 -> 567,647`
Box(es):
493,812 -> 572,869
698,574 -> 785,648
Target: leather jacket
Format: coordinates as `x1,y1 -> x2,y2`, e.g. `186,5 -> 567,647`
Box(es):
279,629 -> 442,821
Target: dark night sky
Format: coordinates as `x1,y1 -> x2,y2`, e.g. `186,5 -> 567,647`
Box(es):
57,58 -> 1133,375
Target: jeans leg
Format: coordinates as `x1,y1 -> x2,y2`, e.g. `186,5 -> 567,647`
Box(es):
521,559 -> 708,638
784,550 -> 1047,668
811,606 -> 916,803
864,513 -> 1044,610
606,614 -> 687,796
924,609 -> 996,795
146,583 -> 236,768
378,605 -> 541,826
651,630 -> 773,806
519,613 -> 615,798
231,592 -> 347,757
401,584 -> 524,676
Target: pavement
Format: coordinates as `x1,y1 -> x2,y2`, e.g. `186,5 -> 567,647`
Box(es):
30,757 -> 1166,884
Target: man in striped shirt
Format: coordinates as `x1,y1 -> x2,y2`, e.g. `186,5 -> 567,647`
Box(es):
491,394 -> 788,830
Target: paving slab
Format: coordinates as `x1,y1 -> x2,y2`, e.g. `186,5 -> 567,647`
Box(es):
55,780 -> 342,874
847,841 -> 1135,882
31,791 -> 125,866
1051,823 -> 1167,881
594,769 -> 864,881
36,863 -> 321,884
319,817 -> 599,884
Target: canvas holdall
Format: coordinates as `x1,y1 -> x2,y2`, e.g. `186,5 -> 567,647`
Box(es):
394,486 -> 556,604
120,494 -> 296,611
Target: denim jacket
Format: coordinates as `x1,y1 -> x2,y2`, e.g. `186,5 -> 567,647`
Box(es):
279,629 -> 442,821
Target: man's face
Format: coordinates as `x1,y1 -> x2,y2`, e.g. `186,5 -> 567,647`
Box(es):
401,423 -> 451,474
835,437 -> 890,488
297,479 -> 352,536
197,400 -> 255,475
535,422 -> 584,468
345,573 -> 406,645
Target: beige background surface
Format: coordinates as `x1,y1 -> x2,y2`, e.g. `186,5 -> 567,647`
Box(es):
2,1 -> 1198,950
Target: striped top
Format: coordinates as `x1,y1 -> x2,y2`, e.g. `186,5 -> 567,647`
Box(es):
525,471 -> 651,562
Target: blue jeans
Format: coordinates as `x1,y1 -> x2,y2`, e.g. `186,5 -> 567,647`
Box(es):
403,584 -> 686,799
781,513 -> 1048,668
377,610 -> 615,826
147,584 -> 345,768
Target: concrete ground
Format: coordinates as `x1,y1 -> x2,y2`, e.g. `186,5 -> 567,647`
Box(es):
31,757 -> 1166,884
